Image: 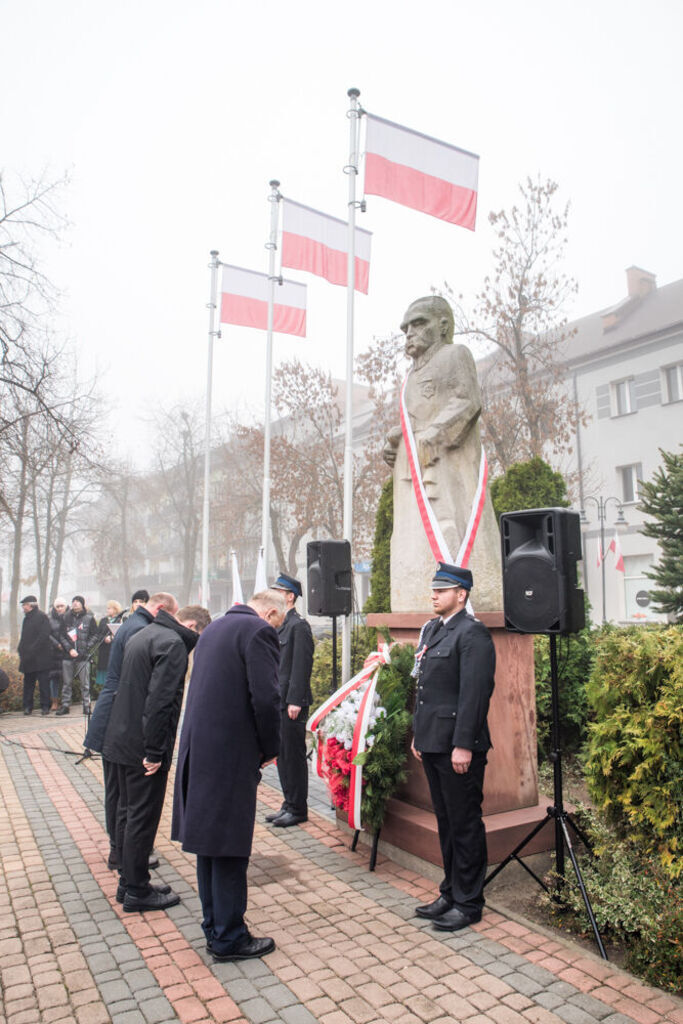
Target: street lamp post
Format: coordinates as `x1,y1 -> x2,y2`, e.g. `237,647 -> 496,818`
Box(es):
579,496 -> 627,624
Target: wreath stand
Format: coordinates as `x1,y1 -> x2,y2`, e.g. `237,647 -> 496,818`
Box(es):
351,827 -> 382,871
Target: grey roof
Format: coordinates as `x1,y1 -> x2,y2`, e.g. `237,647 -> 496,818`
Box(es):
563,275 -> 683,368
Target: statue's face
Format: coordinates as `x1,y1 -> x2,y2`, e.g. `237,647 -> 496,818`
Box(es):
400,301 -> 445,358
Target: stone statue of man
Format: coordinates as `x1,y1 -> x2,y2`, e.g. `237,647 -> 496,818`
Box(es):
383,295 -> 502,613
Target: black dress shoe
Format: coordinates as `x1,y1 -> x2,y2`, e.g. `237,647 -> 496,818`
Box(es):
432,907 -> 482,931
117,881 -> 171,904
415,895 -> 453,919
55,706 -> 69,716
122,888 -> 180,912
272,812 -> 307,828
148,853 -> 160,869
208,935 -> 275,961
23,709 -> 32,716
265,809 -> 286,823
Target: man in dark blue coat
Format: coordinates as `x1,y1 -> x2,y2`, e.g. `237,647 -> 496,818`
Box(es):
265,572 -> 314,828
84,592 -> 178,869
411,562 -> 496,932
172,590 -> 285,962
18,596 -> 53,715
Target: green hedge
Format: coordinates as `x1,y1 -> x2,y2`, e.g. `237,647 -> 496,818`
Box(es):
533,620 -> 595,761
0,651 -> 23,712
585,625 -> 683,879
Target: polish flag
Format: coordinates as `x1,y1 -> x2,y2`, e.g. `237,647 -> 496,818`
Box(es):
608,533 -> 625,573
597,542 -> 604,568
364,114 -> 479,229
220,264 -> 306,337
231,551 -> 244,605
281,199 -> 371,294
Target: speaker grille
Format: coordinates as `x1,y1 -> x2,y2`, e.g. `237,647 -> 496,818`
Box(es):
503,555 -> 560,633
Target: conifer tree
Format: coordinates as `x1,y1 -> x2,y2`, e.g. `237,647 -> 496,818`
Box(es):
639,447 -> 683,621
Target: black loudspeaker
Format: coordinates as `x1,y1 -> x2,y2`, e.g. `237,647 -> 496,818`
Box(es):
501,508 -> 585,635
306,540 -> 352,616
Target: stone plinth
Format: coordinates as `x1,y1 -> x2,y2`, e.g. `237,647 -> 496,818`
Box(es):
365,611 -> 553,864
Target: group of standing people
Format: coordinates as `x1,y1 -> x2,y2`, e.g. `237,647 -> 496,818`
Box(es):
17,557 -> 497,959
18,592 -> 144,716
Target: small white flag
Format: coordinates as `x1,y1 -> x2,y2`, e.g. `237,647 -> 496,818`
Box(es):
254,547 -> 268,592
231,550 -> 244,605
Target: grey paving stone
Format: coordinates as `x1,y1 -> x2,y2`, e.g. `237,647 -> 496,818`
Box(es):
240,957 -> 276,979
124,968 -> 157,990
548,980 -> 583,999
568,994 -> 614,1020
98,979 -> 134,1003
279,1004 -> 319,1024
519,962 -> 558,985
84,952 -> 114,975
477,958 -> 515,978
138,996 -> 175,1023
261,983 -> 300,1010
504,971 -> 546,996
535,991 -> 569,1011
111,1012 -> 147,1024
553,1004 -> 602,1024
463,945 -> 496,966
239,996 -> 278,1023
225,978 -> 260,1002
601,1016 -> 637,1024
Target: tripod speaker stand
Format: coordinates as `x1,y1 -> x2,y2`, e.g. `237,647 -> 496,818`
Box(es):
487,508 -> 607,959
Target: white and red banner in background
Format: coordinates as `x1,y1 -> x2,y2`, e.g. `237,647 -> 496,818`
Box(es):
281,199 -> 372,294
608,532 -> 625,572
220,264 -> 307,337
364,114 -> 479,230
254,547 -> 267,592
230,551 -> 244,605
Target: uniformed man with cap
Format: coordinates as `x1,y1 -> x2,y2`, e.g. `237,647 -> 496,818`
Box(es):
411,562 -> 496,931
266,572 -> 314,828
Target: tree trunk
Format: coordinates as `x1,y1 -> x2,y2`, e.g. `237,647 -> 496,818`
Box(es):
9,418 -> 29,649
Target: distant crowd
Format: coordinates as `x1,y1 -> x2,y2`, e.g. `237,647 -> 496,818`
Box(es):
17,589 -> 157,716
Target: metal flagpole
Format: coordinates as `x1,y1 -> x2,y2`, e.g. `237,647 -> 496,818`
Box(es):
342,88 -> 361,682
201,250 -> 220,606
262,181 -> 281,585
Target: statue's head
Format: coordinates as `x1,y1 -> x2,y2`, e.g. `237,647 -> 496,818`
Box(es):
400,295 -> 454,359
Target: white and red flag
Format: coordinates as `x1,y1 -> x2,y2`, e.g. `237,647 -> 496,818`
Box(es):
364,114 -> 479,229
597,541 -> 604,568
281,199 -> 372,294
608,533 -> 625,572
230,551 -> 244,605
220,264 -> 306,337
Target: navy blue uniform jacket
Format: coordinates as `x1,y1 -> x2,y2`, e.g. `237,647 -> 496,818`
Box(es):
413,610 -> 495,754
171,604 -> 281,859
277,608 -> 313,708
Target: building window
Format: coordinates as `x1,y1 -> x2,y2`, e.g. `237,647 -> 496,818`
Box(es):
662,363 -> 683,403
618,463 -> 642,504
611,378 -> 635,416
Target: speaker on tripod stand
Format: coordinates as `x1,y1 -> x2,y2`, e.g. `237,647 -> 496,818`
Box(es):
487,508 -> 607,959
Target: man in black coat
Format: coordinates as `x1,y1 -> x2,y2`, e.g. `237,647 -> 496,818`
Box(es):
172,590 -> 285,962
18,596 -> 53,715
265,572 -> 314,828
85,592 -> 178,869
411,562 -> 496,932
103,603 -> 210,912
56,596 -> 99,715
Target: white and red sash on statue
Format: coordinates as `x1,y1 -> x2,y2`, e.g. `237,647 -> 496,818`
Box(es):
399,370 -> 488,578
306,644 -> 392,831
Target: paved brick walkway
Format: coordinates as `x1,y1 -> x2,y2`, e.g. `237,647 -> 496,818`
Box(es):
0,713 -> 681,1024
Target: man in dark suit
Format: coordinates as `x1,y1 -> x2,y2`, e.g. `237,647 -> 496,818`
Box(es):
172,589 -> 285,962
18,596 -> 53,715
103,603 -> 210,912
265,572 -> 314,828
411,562 -> 496,931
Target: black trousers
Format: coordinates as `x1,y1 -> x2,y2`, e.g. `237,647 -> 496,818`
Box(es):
196,855 -> 249,954
102,757 -> 120,854
23,671 -> 51,713
115,763 -> 168,896
276,707 -> 308,816
421,751 -> 488,915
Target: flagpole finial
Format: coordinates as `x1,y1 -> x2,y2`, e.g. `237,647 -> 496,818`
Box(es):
269,179 -> 280,189
348,87 -> 360,99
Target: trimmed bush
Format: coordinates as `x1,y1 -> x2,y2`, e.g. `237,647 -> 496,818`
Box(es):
533,618 -> 596,761
585,625 -> 683,879
0,651 -> 23,712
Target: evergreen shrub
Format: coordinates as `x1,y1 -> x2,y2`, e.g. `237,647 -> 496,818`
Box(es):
541,806 -> 682,993
0,651 -> 22,712
533,618 -> 596,761
585,625 -> 683,879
